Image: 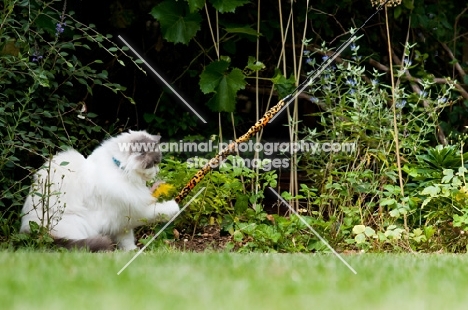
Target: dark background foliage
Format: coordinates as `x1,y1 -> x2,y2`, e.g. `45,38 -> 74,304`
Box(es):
1,0 -> 467,250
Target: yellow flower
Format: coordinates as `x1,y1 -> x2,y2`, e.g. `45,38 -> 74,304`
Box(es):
455,186 -> 468,202
152,183 -> 176,200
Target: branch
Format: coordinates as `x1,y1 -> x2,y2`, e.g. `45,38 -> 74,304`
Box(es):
440,41 -> 467,79
368,55 -> 468,100
309,46 -> 468,100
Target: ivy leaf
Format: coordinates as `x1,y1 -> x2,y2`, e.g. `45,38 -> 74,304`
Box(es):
208,0 -> 250,13
271,69 -> 296,98
200,60 -> 246,112
186,0 -> 205,12
150,1 -> 202,44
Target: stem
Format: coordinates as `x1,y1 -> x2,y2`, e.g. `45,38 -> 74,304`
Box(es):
204,4 -> 219,58
385,6 -> 408,232
288,1 -> 298,210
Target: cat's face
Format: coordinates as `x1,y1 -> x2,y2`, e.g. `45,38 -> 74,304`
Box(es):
119,131 -> 162,181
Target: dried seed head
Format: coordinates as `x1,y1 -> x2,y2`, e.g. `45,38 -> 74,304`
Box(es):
370,0 -> 402,7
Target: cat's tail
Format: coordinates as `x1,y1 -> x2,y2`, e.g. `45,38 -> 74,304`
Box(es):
54,235 -> 114,252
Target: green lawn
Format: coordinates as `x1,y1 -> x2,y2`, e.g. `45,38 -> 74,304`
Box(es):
2,251 -> 468,309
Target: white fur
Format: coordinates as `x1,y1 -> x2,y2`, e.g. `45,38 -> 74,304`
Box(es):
20,130 -> 180,250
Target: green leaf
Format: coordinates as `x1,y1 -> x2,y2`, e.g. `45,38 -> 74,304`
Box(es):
380,198 -> 396,207
441,169 -> 454,183
354,233 -> 366,244
402,0 -> 414,9
199,60 -> 246,112
389,209 -> 400,217
421,185 -> 440,197
150,1 -> 202,44
394,6 -> 402,19
208,0 -> 250,13
271,69 -> 296,98
200,60 -> 230,93
246,56 -> 265,72
364,226 -> 376,237
233,230 -> 244,242
352,225 -> 366,235
144,113 -> 156,123
234,193 -> 249,213
225,27 -> 260,37
186,0 -> 205,12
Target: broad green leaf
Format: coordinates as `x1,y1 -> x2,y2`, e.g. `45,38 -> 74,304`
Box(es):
380,198 -> 396,207
389,209 -> 400,217
354,233 -> 366,244
364,226 -> 376,237
186,0 -> 205,12
441,169 -> 454,183
208,0 -> 250,13
200,60 -> 230,94
421,185 -> 440,197
352,225 -> 366,235
151,1 -> 202,44
200,60 -> 246,112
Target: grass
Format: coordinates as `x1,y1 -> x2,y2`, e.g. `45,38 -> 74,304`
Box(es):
2,251 -> 468,309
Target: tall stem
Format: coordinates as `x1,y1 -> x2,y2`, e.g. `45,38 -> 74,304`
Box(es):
385,6 -> 407,232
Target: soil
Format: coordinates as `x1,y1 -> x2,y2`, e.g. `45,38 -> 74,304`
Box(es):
170,225 -> 233,252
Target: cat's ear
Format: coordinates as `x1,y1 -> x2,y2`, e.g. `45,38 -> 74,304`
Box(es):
153,135 -> 161,143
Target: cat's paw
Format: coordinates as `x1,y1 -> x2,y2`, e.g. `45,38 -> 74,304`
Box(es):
156,200 -> 180,220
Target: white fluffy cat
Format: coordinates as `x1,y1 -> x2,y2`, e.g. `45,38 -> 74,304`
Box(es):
20,130 -> 179,251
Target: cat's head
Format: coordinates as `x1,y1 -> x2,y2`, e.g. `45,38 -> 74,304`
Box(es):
113,130 -> 162,181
